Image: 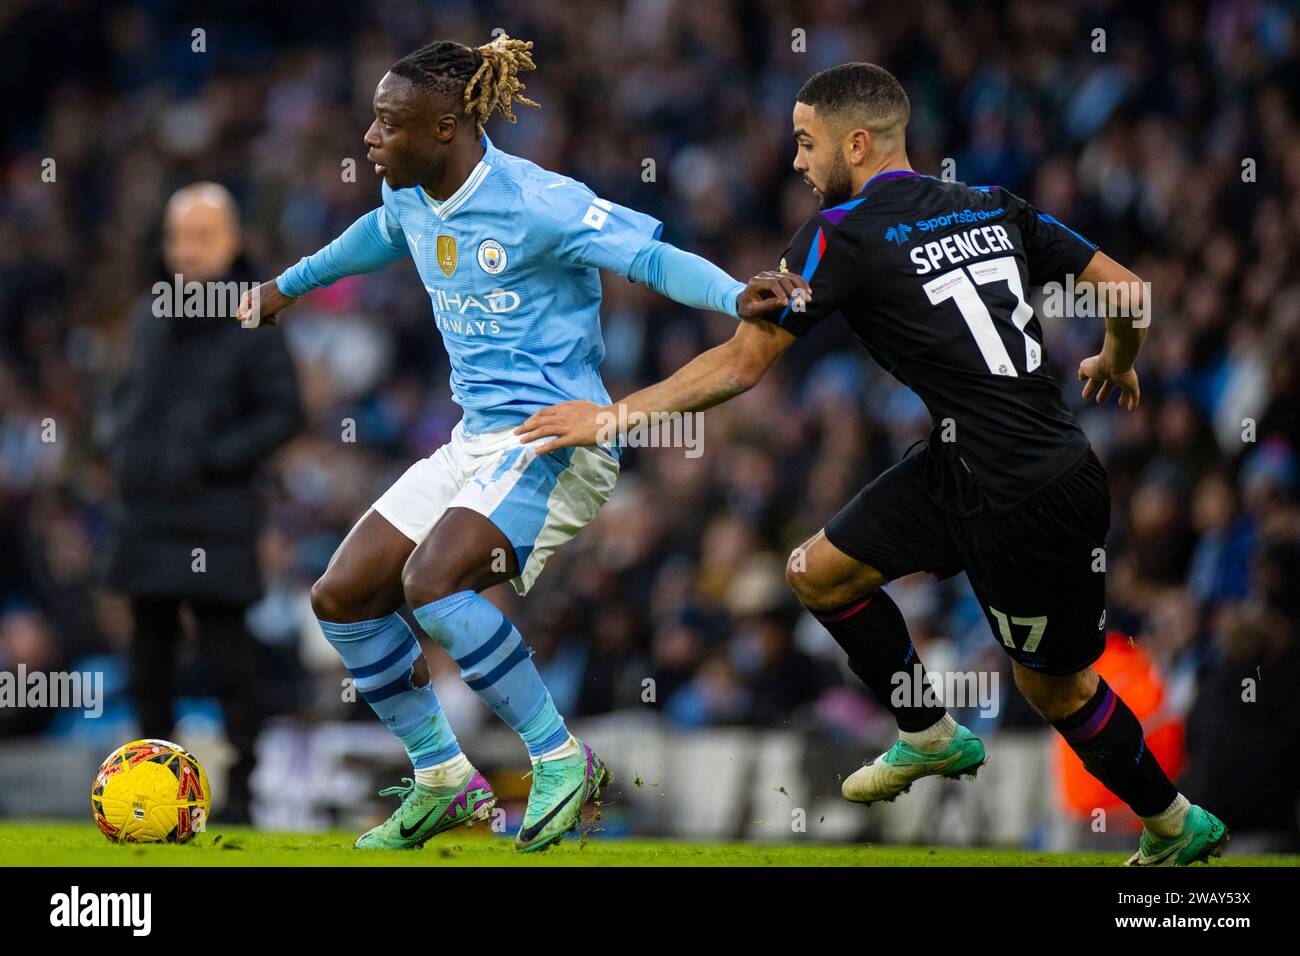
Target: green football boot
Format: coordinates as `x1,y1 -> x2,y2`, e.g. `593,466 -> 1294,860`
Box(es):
1126,804 -> 1228,866
514,740 -> 610,853
354,770 -> 496,850
841,724 -> 987,805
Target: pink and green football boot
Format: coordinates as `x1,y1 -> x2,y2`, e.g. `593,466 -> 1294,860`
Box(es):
1126,804 -> 1229,866
354,770 -> 496,850
514,740 -> 610,853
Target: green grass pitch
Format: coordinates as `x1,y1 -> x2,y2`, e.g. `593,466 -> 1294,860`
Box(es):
1,821 -> 1296,866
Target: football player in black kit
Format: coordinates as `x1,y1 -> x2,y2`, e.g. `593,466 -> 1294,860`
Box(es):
518,62 -> 1226,865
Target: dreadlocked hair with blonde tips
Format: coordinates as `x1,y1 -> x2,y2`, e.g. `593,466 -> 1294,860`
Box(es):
389,35 -> 539,137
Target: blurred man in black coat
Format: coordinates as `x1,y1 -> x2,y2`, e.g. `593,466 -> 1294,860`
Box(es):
1183,541 -> 1300,853
103,182 -> 304,823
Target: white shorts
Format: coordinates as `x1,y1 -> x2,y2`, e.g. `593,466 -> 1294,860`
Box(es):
371,421 -> 620,595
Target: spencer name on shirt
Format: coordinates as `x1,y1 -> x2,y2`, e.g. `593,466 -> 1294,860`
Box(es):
910,224 -> 1016,275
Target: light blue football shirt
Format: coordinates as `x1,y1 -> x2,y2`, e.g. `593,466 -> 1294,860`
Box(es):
280,134 -> 664,433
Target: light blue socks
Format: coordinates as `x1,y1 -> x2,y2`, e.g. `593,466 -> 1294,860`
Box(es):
318,612 -> 461,769
412,590 -> 570,757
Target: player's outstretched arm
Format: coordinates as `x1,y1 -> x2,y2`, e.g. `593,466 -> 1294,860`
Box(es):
237,206 -> 408,328
515,275 -> 802,454
1074,251 -> 1148,411
623,240 -> 749,317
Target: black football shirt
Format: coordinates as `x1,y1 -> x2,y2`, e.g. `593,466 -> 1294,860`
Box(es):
776,171 -> 1099,515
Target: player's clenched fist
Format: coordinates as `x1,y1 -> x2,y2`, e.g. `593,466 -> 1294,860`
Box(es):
236,280 -> 298,328
736,270 -> 812,320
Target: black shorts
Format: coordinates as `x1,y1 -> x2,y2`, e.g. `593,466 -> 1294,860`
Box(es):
825,445 -> 1111,676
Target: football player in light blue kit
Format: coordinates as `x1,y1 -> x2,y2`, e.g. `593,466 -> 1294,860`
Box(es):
237,35 -> 798,851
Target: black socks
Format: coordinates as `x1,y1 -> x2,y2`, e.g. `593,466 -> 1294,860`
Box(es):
1052,676 -> 1177,817
811,589 -> 948,733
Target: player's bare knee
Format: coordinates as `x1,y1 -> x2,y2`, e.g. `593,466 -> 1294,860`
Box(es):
784,549 -> 827,607
1012,666 -> 1051,716
1017,686 -> 1054,720
401,567 -> 450,610
311,570 -> 400,623
309,574 -> 353,623
785,550 -> 808,597
1035,696 -> 1081,722
786,551 -> 876,612
1015,665 -> 1096,721
400,551 -> 475,610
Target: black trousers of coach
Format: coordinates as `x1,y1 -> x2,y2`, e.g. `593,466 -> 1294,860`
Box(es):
129,596 -> 265,822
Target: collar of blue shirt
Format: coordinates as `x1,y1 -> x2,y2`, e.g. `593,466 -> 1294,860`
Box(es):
418,134 -> 498,220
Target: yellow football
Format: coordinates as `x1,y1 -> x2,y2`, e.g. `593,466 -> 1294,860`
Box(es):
91,738 -> 211,844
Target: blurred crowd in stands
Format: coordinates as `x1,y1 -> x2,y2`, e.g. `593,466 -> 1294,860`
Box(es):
1,0 -> 1297,843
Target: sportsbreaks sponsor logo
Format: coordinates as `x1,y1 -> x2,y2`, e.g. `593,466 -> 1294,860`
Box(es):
915,207 -> 1004,232
885,223 -> 913,245
886,208 -> 1004,244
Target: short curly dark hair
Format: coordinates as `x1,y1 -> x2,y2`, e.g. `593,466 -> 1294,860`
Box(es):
796,62 -> 910,138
